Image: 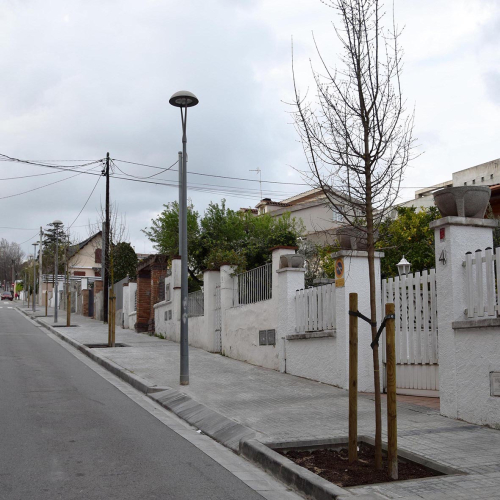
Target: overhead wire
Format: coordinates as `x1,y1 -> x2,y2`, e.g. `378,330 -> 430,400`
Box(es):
112,158 -> 310,186
68,174 -> 102,229
0,163 -> 103,201
110,159 -> 179,179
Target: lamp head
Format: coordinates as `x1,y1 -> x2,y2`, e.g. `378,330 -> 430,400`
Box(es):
396,255 -> 411,277
169,90 -> 199,108
52,219 -> 63,226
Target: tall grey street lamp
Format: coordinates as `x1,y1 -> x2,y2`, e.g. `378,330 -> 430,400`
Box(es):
53,220 -> 63,324
32,243 -> 38,312
169,90 -> 199,386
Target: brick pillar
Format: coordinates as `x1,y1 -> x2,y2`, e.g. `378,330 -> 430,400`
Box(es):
82,289 -> 89,317
149,264 -> 167,334
94,280 -> 103,294
135,269 -> 151,333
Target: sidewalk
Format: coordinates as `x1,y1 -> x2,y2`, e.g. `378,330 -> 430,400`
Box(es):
19,304 -> 500,499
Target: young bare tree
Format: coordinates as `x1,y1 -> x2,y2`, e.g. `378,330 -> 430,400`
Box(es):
292,0 -> 416,468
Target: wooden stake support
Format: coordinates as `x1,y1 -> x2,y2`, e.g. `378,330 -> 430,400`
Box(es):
349,292 -> 358,464
385,302 -> 398,479
67,292 -> 71,327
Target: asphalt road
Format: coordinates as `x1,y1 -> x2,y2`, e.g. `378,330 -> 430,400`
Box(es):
0,304 -> 264,500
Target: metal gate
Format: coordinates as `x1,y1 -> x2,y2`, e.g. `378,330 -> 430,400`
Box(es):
88,288 -> 94,317
381,270 -> 439,396
214,285 -> 222,352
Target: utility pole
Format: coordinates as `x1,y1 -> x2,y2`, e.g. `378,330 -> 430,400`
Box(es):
39,227 -> 43,306
11,259 -> 14,299
32,243 -> 38,312
103,152 -> 110,324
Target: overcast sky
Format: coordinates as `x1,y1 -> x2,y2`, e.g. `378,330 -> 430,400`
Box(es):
1,0 -> 499,257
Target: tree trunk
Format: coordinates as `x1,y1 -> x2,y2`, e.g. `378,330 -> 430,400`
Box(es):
365,172 -> 383,470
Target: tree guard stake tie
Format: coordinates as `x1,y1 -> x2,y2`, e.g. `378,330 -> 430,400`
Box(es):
348,310 -> 395,349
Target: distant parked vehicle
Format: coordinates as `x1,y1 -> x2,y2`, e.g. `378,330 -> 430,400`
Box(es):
1,292 -> 13,301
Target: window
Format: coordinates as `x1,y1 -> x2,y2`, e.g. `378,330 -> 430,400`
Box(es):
472,179 -> 476,184
166,283 -> 171,302
481,177 -> 484,182
73,271 -> 86,277
95,248 -> 102,264
332,207 -> 343,223
491,174 -> 494,179
464,182 -> 467,186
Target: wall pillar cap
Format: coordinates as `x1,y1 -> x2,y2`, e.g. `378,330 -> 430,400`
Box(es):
430,216 -> 499,229
332,249 -> 384,259
270,246 -> 298,252
276,267 -> 306,274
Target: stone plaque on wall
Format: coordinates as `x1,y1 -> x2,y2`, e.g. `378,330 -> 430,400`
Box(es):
490,372 -> 500,397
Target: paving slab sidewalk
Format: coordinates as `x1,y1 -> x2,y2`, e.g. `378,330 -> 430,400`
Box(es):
19,305 -> 500,500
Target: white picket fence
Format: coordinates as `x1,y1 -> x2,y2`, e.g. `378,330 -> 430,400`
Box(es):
382,270 -> 439,394
295,283 -> 336,333
464,247 -> 500,318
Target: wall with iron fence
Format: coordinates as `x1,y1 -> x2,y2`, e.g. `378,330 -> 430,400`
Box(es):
188,290 -> 204,317
154,260 -> 217,351
233,263 -> 272,306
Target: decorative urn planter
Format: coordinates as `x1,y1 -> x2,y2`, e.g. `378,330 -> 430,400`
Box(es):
433,186 -> 491,218
337,226 -> 370,250
279,254 -> 305,269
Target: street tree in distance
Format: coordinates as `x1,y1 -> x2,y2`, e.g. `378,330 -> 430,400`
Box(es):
292,0 -> 416,468
111,242 -> 138,284
42,222 -> 69,275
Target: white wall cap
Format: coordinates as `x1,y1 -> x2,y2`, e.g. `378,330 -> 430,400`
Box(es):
332,250 -> 384,259
430,216 -> 499,229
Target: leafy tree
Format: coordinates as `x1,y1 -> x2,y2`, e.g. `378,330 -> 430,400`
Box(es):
376,206 -> 440,278
42,223 -> 69,275
144,199 -> 304,279
111,242 -> 138,283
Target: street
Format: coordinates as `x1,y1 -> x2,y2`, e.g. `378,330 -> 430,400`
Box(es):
0,305 -> 268,500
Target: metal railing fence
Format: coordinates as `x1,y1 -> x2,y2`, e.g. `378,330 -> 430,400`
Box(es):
233,263 -> 272,306
188,290 -> 204,317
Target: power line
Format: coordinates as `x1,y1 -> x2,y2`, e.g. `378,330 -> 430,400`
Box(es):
68,174 -> 102,229
112,158 -> 310,186
110,159 -> 179,179
0,164 -> 102,201
19,232 -> 39,245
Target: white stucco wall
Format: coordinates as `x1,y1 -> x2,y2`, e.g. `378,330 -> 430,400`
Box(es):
286,337 -> 342,385
283,251 -> 382,391
128,312 -> 137,330
127,282 -> 137,329
122,286 -> 130,328
454,327 -> 500,427
432,217 -> 500,426
223,299 -> 278,370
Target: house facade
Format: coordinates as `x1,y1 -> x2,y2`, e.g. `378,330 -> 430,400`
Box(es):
399,157 -> 500,216
243,188 -> 347,245
67,232 -> 102,277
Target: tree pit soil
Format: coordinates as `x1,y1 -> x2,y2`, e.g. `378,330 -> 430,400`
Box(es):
278,442 -> 442,488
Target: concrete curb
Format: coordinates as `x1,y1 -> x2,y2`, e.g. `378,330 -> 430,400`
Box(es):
149,389 -> 258,452
240,439 -> 386,500
240,439 -> 351,500
18,306 -> 260,453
